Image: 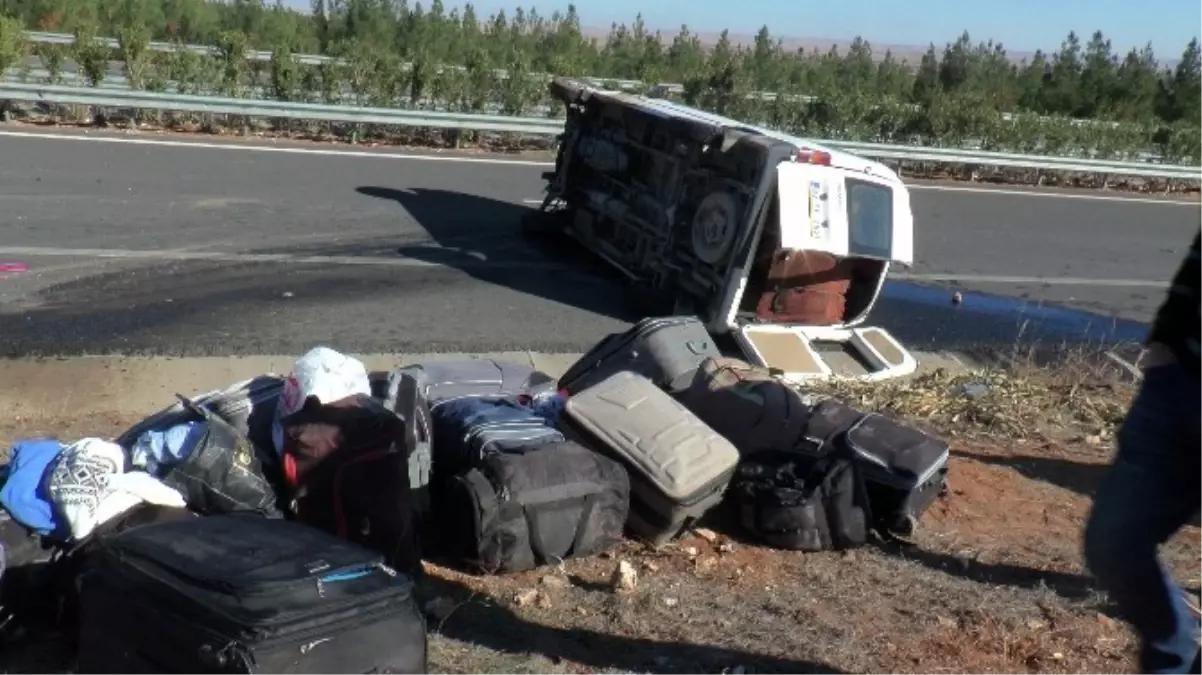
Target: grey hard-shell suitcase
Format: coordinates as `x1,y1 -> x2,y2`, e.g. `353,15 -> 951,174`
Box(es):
558,316 -> 722,395
115,376 -> 284,453
384,359 -> 556,406
559,371 -> 740,545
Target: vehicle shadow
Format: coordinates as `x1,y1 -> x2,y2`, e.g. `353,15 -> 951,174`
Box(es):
354,185 -> 637,322
417,572 -> 844,674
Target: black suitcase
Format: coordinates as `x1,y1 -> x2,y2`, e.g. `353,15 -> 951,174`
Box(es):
76,514 -> 427,674
803,399 -> 950,535
444,440 -> 630,574
0,509 -> 61,643
558,316 -> 722,395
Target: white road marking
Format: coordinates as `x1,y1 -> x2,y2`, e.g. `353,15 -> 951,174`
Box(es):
893,272 -> 1167,288
0,244 -> 1169,288
0,129 -> 555,167
907,183 -> 1199,206
0,245 -> 577,271
1,128 -> 1197,206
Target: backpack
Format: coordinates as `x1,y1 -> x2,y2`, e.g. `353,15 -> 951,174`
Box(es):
676,357 -> 815,454
281,393 -> 422,579
729,448 -> 871,552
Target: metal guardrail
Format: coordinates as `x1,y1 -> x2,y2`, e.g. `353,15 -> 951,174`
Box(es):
0,81 -> 1198,180
24,31 -> 655,91
0,82 -> 566,133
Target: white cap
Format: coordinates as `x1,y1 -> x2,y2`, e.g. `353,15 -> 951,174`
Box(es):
277,346 -> 372,419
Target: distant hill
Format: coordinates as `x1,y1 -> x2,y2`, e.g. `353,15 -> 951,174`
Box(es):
577,25 -> 1182,69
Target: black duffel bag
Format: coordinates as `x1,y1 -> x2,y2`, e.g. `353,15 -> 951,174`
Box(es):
729,447 -> 871,552
444,440 -> 629,574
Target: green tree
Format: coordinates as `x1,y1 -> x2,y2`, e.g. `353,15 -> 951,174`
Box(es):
1078,30 -> 1116,118
1166,38 -> 1201,123
912,44 -> 940,106
0,14 -> 29,79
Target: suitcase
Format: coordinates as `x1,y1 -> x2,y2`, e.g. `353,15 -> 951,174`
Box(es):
842,413 -> 950,535
558,316 -> 722,395
803,399 -> 950,535
383,358 -> 556,406
115,377 -> 286,503
115,376 -> 284,457
76,514 -> 426,674
444,440 -> 630,574
560,371 -> 740,545
0,509 -> 61,643
430,396 -> 566,477
380,373 -> 434,516
754,250 -> 855,325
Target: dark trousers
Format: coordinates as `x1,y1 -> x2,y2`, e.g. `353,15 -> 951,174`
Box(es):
1085,362 -> 1201,674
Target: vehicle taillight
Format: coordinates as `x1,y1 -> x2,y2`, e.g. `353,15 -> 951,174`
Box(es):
795,150 -> 832,166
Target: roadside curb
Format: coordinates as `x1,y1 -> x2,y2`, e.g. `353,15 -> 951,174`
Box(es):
0,349 -> 974,419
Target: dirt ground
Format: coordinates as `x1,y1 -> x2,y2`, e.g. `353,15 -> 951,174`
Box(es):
0,369 -> 1198,674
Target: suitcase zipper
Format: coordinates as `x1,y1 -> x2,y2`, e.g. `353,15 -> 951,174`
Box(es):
114,544 -> 392,599
113,554 -> 408,633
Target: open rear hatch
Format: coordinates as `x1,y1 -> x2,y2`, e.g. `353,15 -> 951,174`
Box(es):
729,154 -> 918,382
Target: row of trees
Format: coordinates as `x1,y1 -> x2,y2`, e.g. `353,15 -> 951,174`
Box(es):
0,0 -> 1198,162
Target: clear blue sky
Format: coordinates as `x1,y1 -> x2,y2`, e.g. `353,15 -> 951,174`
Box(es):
434,0 -> 1201,56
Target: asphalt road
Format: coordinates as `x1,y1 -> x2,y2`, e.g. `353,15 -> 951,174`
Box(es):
0,129 -> 1197,357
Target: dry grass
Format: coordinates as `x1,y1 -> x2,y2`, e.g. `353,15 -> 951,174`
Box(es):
0,351 -> 1197,674
813,345 -> 1139,442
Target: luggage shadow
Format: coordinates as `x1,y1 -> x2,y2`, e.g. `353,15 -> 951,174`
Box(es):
354,186 -> 639,322
417,573 -> 844,674
952,450 -> 1111,500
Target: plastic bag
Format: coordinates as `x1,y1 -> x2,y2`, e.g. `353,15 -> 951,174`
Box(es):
273,347 -> 372,454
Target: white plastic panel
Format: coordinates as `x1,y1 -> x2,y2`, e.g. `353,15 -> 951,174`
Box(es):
735,324 -> 918,383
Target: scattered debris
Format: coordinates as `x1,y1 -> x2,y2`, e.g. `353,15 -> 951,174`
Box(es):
683,546 -> 699,556
695,556 -> 718,573
693,527 -> 719,543
513,589 -> 540,607
841,550 -> 856,562
611,560 -> 638,592
642,560 -> 660,572
718,542 -> 736,553
540,574 -> 570,590
936,615 -> 957,628
663,597 -> 679,607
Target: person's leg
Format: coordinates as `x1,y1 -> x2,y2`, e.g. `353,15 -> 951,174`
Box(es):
1084,362 -> 1202,675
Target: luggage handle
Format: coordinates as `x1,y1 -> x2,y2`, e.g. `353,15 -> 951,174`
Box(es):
392,373 -> 423,454
522,494 -> 599,566
685,339 -> 713,356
